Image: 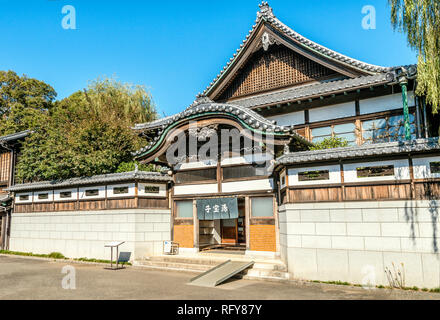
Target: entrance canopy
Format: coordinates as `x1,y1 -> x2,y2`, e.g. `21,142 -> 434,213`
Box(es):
133,96 -> 311,165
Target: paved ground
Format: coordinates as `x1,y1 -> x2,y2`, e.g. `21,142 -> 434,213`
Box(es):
0,255 -> 438,300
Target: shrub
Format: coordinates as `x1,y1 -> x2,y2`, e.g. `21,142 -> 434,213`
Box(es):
309,137 -> 349,150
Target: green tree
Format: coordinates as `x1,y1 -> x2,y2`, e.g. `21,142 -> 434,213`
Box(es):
309,137 -> 349,150
116,161 -> 159,173
0,70 -> 56,135
389,0 -> 440,115
15,78 -> 157,182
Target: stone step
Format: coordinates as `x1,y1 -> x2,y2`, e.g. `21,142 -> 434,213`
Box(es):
147,256 -> 221,266
147,255 -> 287,269
135,260 -> 213,272
244,269 -> 290,279
135,255 -> 290,283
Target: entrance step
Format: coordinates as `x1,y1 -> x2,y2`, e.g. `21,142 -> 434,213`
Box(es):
134,255 -> 290,282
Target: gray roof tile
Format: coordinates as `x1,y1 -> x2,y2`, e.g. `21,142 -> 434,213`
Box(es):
7,171 -> 171,192
202,3 -> 391,97
277,138 -> 440,165
229,74 -> 389,109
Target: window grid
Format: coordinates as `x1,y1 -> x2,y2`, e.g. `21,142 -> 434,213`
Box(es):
362,113 -> 416,144
311,123 -> 357,146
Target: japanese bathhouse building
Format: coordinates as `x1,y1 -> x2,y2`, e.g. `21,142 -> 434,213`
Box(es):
5,3 -> 440,287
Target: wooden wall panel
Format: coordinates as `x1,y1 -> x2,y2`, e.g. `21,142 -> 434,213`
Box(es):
290,187 -> 342,202
32,203 -> 54,212
107,198 -> 136,209
249,225 -> 276,252
218,45 -> 337,100
138,198 -> 169,209
173,224 -> 194,248
79,200 -> 106,211
344,184 -> 411,201
415,182 -> 440,200
0,151 -> 11,184
14,204 -> 32,213
54,201 -> 77,212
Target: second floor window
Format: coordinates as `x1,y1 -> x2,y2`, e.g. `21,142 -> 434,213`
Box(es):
311,123 -> 356,146
362,114 -> 416,144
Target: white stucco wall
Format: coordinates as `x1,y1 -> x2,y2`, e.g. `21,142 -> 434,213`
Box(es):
279,200 -> 440,288
9,209 -> 172,261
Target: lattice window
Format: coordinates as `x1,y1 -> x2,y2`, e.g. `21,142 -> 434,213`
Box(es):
0,152 -> 11,183
218,45 -> 338,100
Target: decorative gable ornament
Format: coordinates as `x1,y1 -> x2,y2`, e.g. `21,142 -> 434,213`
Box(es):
261,31 -> 278,51
188,125 -> 218,142
258,1 -> 275,19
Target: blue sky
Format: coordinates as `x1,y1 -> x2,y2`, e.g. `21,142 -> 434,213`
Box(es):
0,0 -> 417,117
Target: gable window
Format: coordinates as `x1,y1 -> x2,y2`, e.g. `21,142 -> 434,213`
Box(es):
311,123 -> 356,146
430,162 -> 440,174
145,186 -> 160,194
175,168 -> 217,184
298,170 -> 330,182
60,191 -> 72,199
37,193 -> 49,200
113,186 -> 129,195
85,189 -> 99,197
357,165 -> 395,178
362,114 -> 416,144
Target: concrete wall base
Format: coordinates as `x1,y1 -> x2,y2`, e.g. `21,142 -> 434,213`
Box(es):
9,209 -> 172,261
279,200 -> 440,288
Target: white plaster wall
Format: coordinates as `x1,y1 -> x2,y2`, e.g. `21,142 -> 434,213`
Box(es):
175,160 -> 217,171
9,209 -> 172,261
288,165 -> 341,186
138,183 -> 167,198
221,153 -> 273,166
79,186 -> 106,200
279,200 -> 440,288
222,179 -> 274,193
359,92 -> 415,115
267,111 -> 305,126
107,183 -> 135,198
54,188 -> 78,202
309,101 -> 356,123
343,159 -> 410,183
15,192 -> 32,204
33,190 -> 54,203
174,184 -> 218,195
413,156 -> 440,179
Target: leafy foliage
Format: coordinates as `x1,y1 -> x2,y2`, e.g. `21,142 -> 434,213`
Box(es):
389,0 -> 440,113
116,161 -> 159,173
309,137 -> 349,150
15,78 -> 157,182
0,70 -> 56,135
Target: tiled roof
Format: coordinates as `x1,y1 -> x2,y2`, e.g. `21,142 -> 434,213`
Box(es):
277,138 -> 440,165
133,97 -> 312,158
0,130 -> 31,143
0,194 -> 11,203
7,171 -> 172,192
229,74 -> 389,109
201,2 -> 392,98
134,98 -> 284,131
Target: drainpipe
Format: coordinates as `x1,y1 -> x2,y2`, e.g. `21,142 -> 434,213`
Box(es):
399,77 -> 412,141
414,81 -> 422,139
422,97 -> 429,138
